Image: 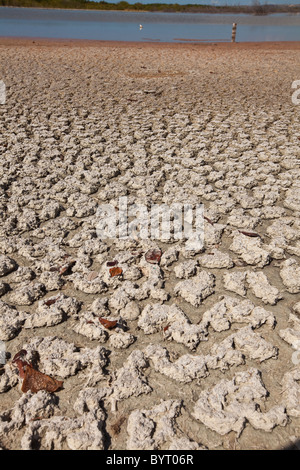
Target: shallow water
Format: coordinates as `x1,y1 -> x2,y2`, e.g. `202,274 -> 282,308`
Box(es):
0,7 -> 299,42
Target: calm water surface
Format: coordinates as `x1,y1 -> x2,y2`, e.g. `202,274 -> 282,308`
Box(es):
0,7 -> 299,42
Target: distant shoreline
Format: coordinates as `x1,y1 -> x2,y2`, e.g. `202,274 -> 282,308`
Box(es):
1,2 -> 300,16
1,37 -> 300,49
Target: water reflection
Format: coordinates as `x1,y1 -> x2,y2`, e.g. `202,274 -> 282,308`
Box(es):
0,7 -> 299,42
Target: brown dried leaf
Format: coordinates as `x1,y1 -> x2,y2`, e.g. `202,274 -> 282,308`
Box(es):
109,266 -> 123,277
238,230 -> 261,238
21,364 -> 63,394
44,296 -> 60,307
14,360 -> 27,379
204,216 -> 214,225
49,266 -> 59,272
145,248 -> 162,264
59,260 -> 76,276
99,317 -> 117,330
12,350 -> 28,364
107,260 -> 118,267
12,350 -> 29,379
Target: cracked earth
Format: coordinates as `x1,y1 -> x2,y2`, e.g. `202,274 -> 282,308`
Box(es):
0,38 -> 300,450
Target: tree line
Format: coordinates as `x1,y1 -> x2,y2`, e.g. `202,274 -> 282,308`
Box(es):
0,0 -> 300,15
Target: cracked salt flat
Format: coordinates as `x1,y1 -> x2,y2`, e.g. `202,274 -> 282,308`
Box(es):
0,39 -> 300,450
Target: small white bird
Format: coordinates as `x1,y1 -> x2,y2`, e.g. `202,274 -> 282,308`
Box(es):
139,24 -> 143,30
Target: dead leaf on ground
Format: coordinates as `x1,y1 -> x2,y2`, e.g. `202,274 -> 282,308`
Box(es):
109,266 -> 123,277
238,230 -> 261,238
49,266 -> 59,272
12,349 -> 63,393
99,317 -> 118,330
12,350 -> 28,378
12,349 -> 28,364
44,295 -> 60,307
145,248 -> 162,264
204,216 -> 214,225
59,260 -> 76,276
107,260 -> 118,267
21,364 -> 63,394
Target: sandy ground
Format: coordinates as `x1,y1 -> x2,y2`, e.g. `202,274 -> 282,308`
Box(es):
0,38 -> 300,450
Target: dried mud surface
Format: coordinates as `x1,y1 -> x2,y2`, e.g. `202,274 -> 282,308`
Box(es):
0,38 -> 300,450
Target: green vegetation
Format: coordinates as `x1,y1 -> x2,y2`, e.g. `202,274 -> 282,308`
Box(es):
0,0 -> 300,15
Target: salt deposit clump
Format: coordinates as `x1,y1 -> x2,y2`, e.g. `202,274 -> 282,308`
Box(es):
145,326 -> 277,384
0,300 -> 24,340
279,313 -> 300,348
229,231 -> 270,268
138,303 -> 206,350
193,368 -> 287,436
0,391 -> 59,436
223,271 -> 283,304
7,281 -> 46,306
110,350 -> 152,401
282,369 -> 300,418
199,296 -> 276,333
174,271 -> 215,307
21,336 -> 109,384
24,294 -> 82,329
15,388 -> 109,450
127,400 -> 206,450
198,249 -> 234,269
0,256 -> 18,277
280,258 -> 300,293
